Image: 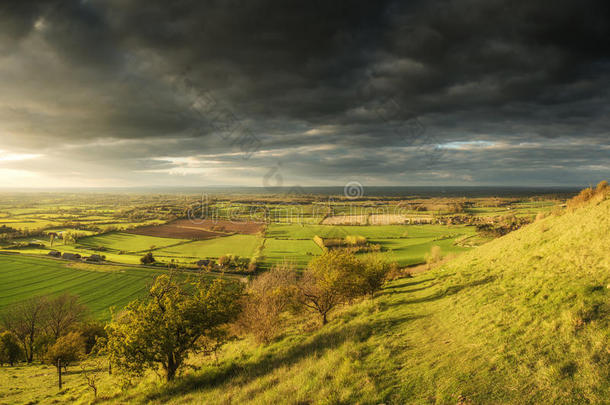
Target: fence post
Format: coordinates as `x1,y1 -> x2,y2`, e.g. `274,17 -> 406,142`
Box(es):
58,358 -> 62,389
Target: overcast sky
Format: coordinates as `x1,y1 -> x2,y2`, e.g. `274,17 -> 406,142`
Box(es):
1,0 -> 609,188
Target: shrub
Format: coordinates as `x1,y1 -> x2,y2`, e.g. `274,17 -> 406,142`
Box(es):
236,264 -> 299,343
567,181 -> 609,210
79,321 -> 107,354
45,332 -> 85,371
0,331 -> 23,366
425,245 -> 442,269
218,255 -> 231,267
247,257 -> 258,273
140,252 -> 155,265
345,235 -> 367,246
385,262 -> 412,281
357,255 -> 391,298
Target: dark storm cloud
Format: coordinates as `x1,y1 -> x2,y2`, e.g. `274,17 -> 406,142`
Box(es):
0,0 -> 609,186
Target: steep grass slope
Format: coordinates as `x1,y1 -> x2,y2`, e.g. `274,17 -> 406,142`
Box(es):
7,199 -> 606,404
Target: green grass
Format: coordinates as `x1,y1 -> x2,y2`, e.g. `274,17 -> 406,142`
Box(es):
261,238 -> 322,268
155,235 -> 262,261
0,254 -> 174,319
77,232 -> 188,253
265,223 -> 477,267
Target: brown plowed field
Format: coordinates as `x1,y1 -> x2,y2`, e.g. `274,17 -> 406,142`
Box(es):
126,219 -> 264,239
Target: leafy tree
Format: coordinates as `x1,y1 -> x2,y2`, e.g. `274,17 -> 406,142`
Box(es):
140,252 -> 155,265
45,331 -> 85,372
298,250 -> 362,325
45,293 -> 88,340
1,296 -> 48,362
357,255 -> 391,298
79,320 -> 107,354
0,331 -> 23,366
106,275 -> 244,382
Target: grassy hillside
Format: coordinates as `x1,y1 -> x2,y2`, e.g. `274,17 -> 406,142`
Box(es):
112,198 -> 609,404
2,199 -> 608,404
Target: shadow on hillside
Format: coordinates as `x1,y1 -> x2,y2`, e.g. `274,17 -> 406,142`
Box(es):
384,278 -> 431,291
142,313 -> 425,403
387,276 -> 496,307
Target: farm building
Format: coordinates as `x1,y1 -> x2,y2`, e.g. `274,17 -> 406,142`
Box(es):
48,250 -> 61,258
85,254 -> 105,262
62,252 -> 81,260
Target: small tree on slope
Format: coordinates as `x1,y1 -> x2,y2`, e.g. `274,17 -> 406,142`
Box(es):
106,275 -> 243,382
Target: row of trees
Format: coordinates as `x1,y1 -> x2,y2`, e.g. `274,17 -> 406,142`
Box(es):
106,251 -> 391,382
0,293 -> 90,363
237,251 -> 391,343
0,293 -> 105,375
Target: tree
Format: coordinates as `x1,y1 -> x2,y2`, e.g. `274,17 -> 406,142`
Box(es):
237,263 -> 299,343
63,231 -> 77,245
106,275 -> 244,382
79,320 -> 107,354
357,255 -> 391,298
140,252 -> 155,265
45,293 -> 87,340
1,296 -> 48,363
297,250 -> 362,325
0,331 -> 23,366
45,331 -> 85,372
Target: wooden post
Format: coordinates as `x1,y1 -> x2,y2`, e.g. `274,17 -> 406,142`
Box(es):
57,358 -> 62,389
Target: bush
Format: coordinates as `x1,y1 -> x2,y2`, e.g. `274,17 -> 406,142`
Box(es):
140,252 -> 155,265
218,255 -> 231,267
357,255 -> 391,298
236,264 -> 299,343
567,181 -> 609,210
425,245 -> 442,269
0,331 -> 23,366
45,332 -> 85,371
79,321 -> 107,354
385,262 -> 412,281
345,235 -> 367,246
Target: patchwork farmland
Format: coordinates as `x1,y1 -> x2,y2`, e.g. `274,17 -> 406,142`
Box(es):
0,192 -> 562,317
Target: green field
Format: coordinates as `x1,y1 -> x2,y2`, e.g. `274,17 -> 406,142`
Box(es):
0,254 -> 177,319
261,238 -> 322,268
155,234 -> 262,261
264,223 -> 477,267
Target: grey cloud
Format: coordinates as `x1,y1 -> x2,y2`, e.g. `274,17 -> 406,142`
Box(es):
0,0 -> 609,187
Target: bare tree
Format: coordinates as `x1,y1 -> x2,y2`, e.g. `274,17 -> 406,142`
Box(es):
45,293 -> 88,340
2,296 -> 48,363
236,263 -> 299,342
